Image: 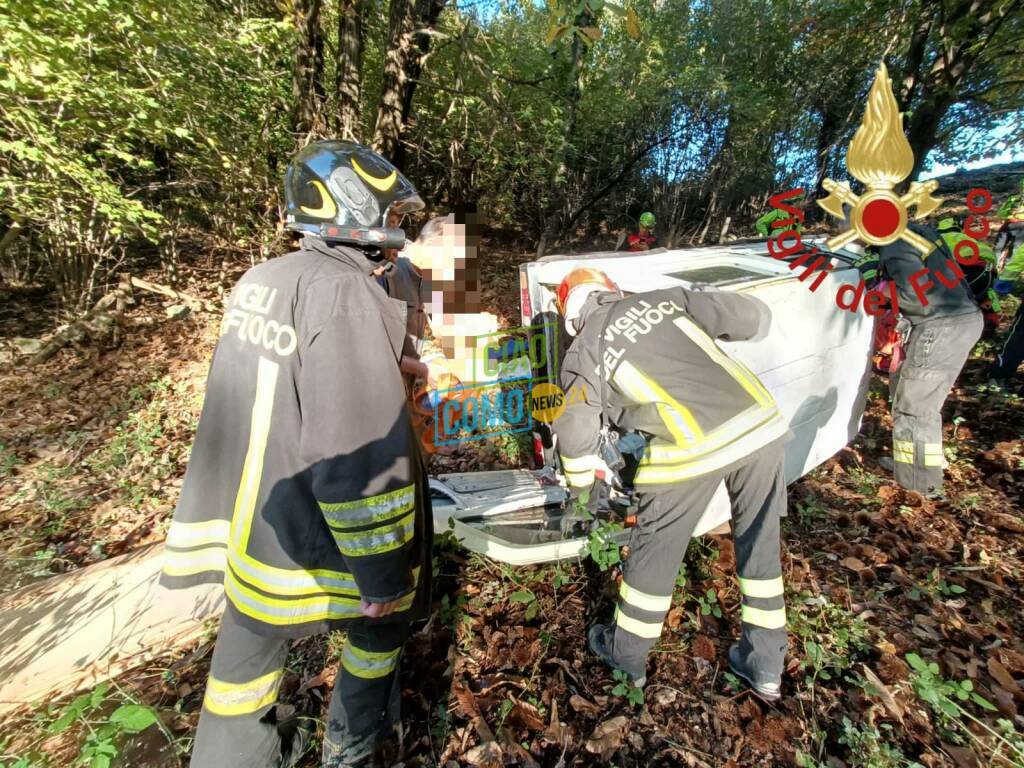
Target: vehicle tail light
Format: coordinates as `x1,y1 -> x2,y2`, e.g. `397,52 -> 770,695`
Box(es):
519,270 -> 532,324
533,436 -> 545,468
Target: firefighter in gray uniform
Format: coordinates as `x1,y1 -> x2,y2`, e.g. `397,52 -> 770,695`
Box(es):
552,267 -> 792,700
159,141 -> 432,768
852,221 -> 983,496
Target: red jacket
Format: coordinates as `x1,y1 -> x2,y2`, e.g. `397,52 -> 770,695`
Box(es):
627,232 -> 657,251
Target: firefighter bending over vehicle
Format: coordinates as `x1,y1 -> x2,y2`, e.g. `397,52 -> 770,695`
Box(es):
853,219 -> 983,498
552,267 -> 791,700
160,141 -> 434,768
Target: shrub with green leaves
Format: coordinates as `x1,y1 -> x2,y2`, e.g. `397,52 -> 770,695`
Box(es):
44,682 -> 162,768
0,0 -> 291,304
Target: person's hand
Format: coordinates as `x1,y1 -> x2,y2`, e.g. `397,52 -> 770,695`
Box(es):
424,354 -> 455,390
360,598 -> 406,618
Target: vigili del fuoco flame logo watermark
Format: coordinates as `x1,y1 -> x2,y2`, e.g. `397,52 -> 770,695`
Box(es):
817,62 -> 942,253
765,61 -> 992,316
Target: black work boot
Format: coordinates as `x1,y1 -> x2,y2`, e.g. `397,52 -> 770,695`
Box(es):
321,729 -> 378,768
278,713 -> 315,768
728,643 -> 781,702
588,623 -> 646,687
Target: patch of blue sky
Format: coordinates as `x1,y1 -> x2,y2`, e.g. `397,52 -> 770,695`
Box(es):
920,118 -> 1024,180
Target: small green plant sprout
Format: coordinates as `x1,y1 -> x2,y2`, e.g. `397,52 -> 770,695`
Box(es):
438,593 -> 470,631
509,588 -> 541,620
47,682 -> 161,768
794,497 -> 829,525
695,587 -> 722,619
837,716 -> 923,768
587,520 -> 623,571
908,568 -> 966,602
674,565 -> 688,591
611,669 -> 644,707
552,563 -> 570,590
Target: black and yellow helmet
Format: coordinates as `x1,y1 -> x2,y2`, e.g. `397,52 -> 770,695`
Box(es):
284,140 -> 424,250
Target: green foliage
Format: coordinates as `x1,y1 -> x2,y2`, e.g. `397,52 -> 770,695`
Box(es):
907,568 -> 967,603
0,0 -> 291,302
0,442 -> 22,480
611,669 -> 644,707
837,717 -> 922,768
84,376 -> 194,507
586,520 -> 622,571
438,592 -> 470,631
693,587 -> 722,619
44,683 -> 161,768
509,587 -> 541,621
790,596 -> 873,685
905,653 -> 997,724
794,496 -> 830,526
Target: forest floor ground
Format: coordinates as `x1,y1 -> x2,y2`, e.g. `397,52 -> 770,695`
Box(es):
1,242 -> 1023,768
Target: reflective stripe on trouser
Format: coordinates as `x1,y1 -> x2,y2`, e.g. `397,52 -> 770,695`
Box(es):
323,621 -> 409,768
607,445 -> 788,681
191,606 -> 289,768
889,312 -> 983,494
991,301 -> 1024,379
191,606 -> 409,768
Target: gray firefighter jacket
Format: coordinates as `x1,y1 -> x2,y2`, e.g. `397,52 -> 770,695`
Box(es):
555,288 -> 791,489
160,235 -> 432,637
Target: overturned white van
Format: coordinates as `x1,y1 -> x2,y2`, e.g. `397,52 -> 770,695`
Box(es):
429,240 -> 875,564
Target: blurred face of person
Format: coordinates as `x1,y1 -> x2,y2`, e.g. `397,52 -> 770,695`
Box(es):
405,215 -> 482,316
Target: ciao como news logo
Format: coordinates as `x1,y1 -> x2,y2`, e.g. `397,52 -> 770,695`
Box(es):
765,62 -> 995,316
425,322 -> 586,447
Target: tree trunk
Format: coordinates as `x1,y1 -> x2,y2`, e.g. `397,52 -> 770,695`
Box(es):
899,0 -> 1020,180
373,0 -> 446,166
536,16 -> 591,258
896,0 -> 936,110
391,0 -> 446,169
811,110 -> 838,201
291,0 -> 326,142
335,0 -> 366,140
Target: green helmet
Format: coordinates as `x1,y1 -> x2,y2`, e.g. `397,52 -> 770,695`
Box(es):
639,212 -> 656,229
284,140 -> 424,250
937,217 -> 961,233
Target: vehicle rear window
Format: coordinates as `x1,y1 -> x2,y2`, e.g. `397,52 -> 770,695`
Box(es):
666,265 -> 770,285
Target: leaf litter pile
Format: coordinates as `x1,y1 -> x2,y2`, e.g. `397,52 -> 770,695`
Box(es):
1,253 -> 1023,767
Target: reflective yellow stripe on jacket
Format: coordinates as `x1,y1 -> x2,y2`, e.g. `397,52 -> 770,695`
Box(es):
225,566 -> 421,627
320,484 -> 416,557
607,324 -> 784,485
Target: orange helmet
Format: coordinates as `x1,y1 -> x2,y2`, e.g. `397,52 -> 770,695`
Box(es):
555,267 -> 619,335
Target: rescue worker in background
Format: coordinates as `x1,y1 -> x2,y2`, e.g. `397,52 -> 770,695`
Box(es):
989,222 -> 1024,390
755,192 -> 805,238
552,268 -> 791,700
852,218 -> 983,498
627,212 -> 658,251
936,217 -> 1000,338
995,179 -> 1024,266
160,140 -> 434,768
